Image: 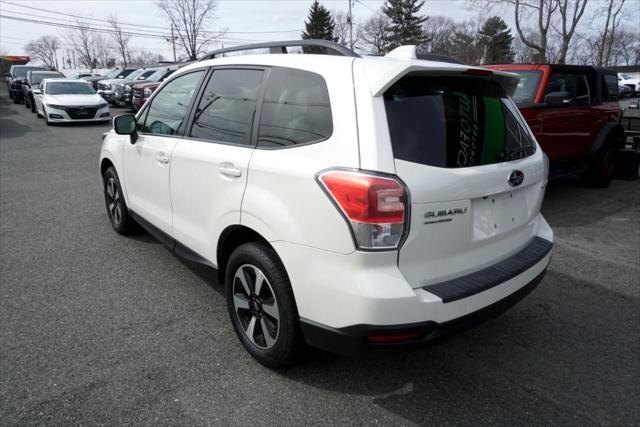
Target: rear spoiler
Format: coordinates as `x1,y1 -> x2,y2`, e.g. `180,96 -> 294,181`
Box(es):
361,46 -> 520,97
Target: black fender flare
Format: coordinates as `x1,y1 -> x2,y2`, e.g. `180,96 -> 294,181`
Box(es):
588,122 -> 625,155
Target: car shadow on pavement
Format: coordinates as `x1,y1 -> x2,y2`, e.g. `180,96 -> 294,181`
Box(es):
542,176 -> 639,227
279,269 -> 639,425
0,117 -> 31,139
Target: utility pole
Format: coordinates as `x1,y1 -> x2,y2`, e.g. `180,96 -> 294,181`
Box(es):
167,23 -> 177,63
348,0 -> 353,49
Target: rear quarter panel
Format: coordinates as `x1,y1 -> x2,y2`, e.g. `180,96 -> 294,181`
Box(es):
241,59 -> 360,255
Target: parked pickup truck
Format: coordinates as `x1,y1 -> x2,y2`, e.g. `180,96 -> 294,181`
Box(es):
485,64 -> 625,187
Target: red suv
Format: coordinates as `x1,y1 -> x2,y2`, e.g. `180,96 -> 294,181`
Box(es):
485,64 -> 624,187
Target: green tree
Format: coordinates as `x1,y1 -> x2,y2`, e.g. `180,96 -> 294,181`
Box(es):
478,16 -> 514,64
382,0 -> 428,50
301,1 -> 335,41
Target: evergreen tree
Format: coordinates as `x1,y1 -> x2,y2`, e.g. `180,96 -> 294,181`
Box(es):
382,0 -> 428,50
301,1 -> 335,41
478,16 -> 514,64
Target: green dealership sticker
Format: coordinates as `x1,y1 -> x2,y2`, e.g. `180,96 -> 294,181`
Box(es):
481,97 -> 505,164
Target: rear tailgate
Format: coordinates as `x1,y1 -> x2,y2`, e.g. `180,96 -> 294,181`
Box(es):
353,58 -> 548,289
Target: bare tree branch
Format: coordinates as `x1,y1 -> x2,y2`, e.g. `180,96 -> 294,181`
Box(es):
155,0 -> 226,61
108,15 -> 131,67
25,35 -> 60,69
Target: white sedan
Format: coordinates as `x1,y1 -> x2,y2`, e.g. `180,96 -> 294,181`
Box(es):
34,78 -> 110,125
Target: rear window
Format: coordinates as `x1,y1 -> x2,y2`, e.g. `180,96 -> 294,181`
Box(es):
384,76 -> 536,168
602,73 -> 618,100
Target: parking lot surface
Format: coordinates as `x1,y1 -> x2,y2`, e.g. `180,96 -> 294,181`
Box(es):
1,89 -> 639,425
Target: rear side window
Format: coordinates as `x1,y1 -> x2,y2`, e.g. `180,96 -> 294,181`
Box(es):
190,69 -> 263,145
601,74 -> 619,100
384,76 -> 536,168
257,67 -> 332,148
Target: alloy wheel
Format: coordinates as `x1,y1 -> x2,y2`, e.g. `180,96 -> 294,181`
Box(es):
106,177 -> 122,225
232,264 -> 280,349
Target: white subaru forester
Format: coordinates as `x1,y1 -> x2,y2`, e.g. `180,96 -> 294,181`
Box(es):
100,40 -> 553,367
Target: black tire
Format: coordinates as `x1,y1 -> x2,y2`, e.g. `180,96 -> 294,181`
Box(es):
8,89 -> 13,100
24,96 -> 30,109
103,167 -> 136,234
583,138 -> 618,188
225,242 -> 304,368
30,97 -> 36,113
12,94 -> 20,104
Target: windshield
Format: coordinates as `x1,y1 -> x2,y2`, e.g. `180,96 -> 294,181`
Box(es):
508,71 -> 542,106
123,69 -> 145,80
14,67 -> 46,78
620,74 -> 631,80
102,68 -> 120,78
145,69 -> 170,82
31,73 -> 64,84
384,75 -> 536,168
46,82 -> 95,95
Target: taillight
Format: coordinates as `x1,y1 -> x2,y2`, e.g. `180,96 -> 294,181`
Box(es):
318,170 -> 408,250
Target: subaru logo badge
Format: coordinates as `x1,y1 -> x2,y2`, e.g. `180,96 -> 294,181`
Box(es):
508,170 -> 524,187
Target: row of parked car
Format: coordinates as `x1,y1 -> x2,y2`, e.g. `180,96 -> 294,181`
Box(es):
80,65 -> 179,109
4,64 -> 181,123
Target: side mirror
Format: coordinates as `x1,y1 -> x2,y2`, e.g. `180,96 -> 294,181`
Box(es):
33,89 -> 42,95
544,91 -> 570,107
113,114 -> 138,143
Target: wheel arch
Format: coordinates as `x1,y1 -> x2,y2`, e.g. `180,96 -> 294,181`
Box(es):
100,157 -> 115,177
216,225 -> 275,283
589,122 -> 625,155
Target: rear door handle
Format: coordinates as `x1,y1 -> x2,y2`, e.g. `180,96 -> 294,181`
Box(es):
219,165 -> 242,178
156,154 -> 169,164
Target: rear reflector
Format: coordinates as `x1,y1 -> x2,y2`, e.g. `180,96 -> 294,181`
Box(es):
368,332 -> 420,343
318,170 -> 407,250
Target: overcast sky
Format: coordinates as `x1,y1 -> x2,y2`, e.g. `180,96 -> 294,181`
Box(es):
0,0 -> 480,59
0,0 -> 637,62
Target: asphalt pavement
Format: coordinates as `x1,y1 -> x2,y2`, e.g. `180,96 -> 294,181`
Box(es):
1,88 -> 639,425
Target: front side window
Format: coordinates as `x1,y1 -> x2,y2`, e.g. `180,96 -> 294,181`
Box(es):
257,67 -> 332,148
141,70 -> 204,136
384,75 -> 536,168
544,73 -> 590,105
190,69 -> 263,145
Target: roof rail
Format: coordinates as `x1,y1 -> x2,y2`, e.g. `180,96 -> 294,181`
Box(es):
199,39 -> 360,61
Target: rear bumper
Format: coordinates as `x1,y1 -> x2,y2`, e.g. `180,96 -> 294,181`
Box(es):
301,269 -> 547,355
273,214 -> 553,355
